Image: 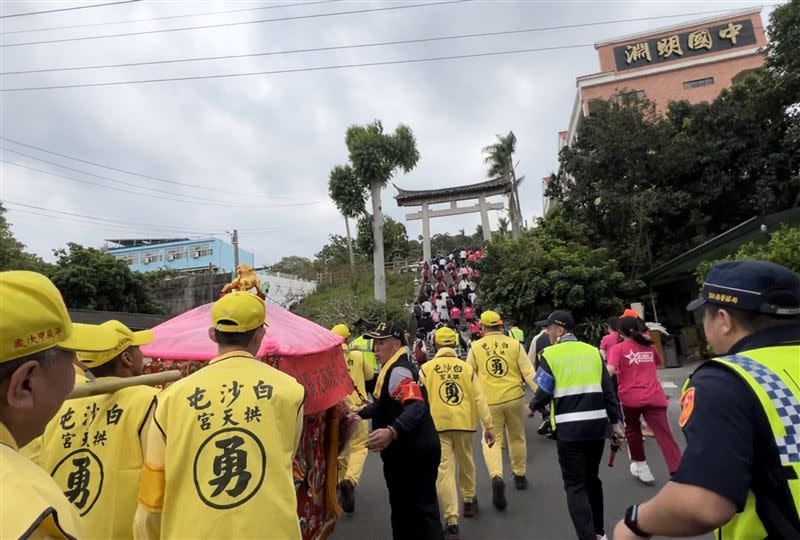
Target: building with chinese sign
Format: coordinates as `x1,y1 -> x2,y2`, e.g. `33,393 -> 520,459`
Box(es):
543,8 -> 766,214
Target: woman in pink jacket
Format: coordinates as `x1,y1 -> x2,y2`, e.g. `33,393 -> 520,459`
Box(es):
607,317 -> 682,484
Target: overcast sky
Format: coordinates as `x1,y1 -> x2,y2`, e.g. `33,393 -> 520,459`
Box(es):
0,0 -> 773,267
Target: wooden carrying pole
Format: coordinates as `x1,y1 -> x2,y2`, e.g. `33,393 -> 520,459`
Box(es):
67,370 -> 182,400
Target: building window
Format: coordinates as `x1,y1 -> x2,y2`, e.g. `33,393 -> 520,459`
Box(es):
165,247 -> 187,261
683,77 -> 714,89
141,251 -> 163,265
191,243 -> 213,259
619,90 -> 646,103
118,253 -> 138,265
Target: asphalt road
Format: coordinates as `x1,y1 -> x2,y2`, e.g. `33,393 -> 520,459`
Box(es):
330,365 -> 713,540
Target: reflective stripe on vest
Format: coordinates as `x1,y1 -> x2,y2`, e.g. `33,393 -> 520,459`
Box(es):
699,347 -> 800,539
543,340 -> 607,431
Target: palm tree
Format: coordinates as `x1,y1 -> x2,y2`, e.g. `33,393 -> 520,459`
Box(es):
483,131 -> 523,239
341,120 -> 420,301
328,165 -> 366,274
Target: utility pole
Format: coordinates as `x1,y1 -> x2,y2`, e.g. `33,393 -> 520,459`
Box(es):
231,229 -> 239,270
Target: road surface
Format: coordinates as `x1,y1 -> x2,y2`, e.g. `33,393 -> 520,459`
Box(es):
330,365 -> 713,540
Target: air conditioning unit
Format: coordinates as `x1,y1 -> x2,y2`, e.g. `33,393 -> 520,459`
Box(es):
167,254 -> 175,261
192,250 -> 201,258
143,257 -> 151,264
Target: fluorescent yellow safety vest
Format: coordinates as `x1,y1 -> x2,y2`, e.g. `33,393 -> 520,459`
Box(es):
682,346 -> 800,539
421,348 -> 478,432
470,332 -> 525,405
509,327 -> 525,344
351,335 -> 378,372
343,345 -> 368,407
154,354 -> 305,539
0,422 -> 83,540
39,382 -> 157,540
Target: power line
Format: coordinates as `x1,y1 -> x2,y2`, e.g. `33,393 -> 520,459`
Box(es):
1,42 -> 596,92
0,136 -> 294,199
1,0 -> 341,35
0,8 -> 739,76
0,0 -> 140,19
0,0 -> 468,48
2,160 -> 322,208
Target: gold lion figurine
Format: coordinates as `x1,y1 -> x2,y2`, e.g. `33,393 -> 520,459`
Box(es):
221,264 -> 266,299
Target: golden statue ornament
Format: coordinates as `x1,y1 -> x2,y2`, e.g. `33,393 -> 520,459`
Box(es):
220,264 -> 266,299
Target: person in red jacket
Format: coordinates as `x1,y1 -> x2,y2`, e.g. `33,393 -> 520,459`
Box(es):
607,317 -> 682,484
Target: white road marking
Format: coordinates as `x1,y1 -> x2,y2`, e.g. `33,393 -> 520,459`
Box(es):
661,382 -> 678,389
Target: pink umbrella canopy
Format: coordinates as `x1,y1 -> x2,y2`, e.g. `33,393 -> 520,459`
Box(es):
141,300 -> 343,360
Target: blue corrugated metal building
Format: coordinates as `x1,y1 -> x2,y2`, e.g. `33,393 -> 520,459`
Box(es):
106,237 -> 254,274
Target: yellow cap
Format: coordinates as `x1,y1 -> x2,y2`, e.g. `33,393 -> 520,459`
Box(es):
434,326 -> 458,347
480,310 -> 503,327
331,323 -> 350,339
0,271 -> 118,363
211,291 -> 267,333
78,320 -> 154,369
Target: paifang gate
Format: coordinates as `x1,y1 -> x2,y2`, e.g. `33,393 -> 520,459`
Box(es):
394,177 -> 511,262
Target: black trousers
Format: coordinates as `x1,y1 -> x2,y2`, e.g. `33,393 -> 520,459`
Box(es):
556,439 -> 606,540
382,446 -> 443,540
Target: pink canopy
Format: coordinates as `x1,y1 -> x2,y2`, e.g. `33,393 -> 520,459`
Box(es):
141,300 -> 352,415
142,301 -> 343,360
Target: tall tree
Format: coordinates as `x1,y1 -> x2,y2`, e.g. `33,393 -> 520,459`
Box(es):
482,131 -> 523,239
356,215 -> 410,259
339,120 -> 420,301
269,256 -> 316,280
328,164 -> 367,274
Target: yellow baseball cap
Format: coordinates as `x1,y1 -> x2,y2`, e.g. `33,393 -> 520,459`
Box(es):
331,323 -> 350,339
78,320 -> 154,369
434,326 -> 457,347
480,310 -> 504,327
211,291 -> 267,333
0,271 -> 118,363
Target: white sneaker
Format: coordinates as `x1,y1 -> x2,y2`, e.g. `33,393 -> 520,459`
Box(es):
630,460 -> 655,484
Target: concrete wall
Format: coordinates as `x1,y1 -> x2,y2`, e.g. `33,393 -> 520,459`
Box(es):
152,273 -> 231,316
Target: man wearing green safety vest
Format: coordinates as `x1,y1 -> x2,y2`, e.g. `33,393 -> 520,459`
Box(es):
613,260 -> 800,540
507,319 -> 524,346
530,310 -> 623,540
351,323 -> 378,374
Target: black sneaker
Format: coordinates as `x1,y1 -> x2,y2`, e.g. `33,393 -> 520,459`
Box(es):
463,498 -> 478,518
444,523 -> 460,540
338,479 -> 355,513
537,420 -> 551,436
491,477 -> 507,511
513,474 -> 528,490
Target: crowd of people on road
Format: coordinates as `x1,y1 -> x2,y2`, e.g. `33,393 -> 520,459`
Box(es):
3,258 -> 799,540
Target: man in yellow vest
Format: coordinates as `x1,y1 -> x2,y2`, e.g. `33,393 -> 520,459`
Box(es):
37,320 -> 156,539
507,319 -> 525,346
351,319 -> 378,375
134,291 -> 306,539
332,323 -> 375,514
466,310 -> 537,511
420,326 -> 495,540
0,271 -> 117,540
613,260 -> 800,539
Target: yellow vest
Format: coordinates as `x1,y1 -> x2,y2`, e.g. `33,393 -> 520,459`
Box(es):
154,353 -> 305,539
343,345 -> 368,407
470,332 -> 526,405
39,382 -> 157,540
351,335 -> 378,372
421,348 -> 478,432
683,346 -> 800,539
0,422 -> 83,540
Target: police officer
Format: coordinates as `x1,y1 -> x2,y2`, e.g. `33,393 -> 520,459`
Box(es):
466,310 -> 537,510
531,310 -> 623,540
420,327 -> 495,540
0,271 -> 117,539
613,260 -> 800,539
331,323 -> 375,513
134,292 -> 305,539
39,320 -> 156,539
357,322 -> 443,540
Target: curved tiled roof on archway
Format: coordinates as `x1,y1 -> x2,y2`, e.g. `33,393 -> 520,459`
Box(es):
394,176 -> 511,206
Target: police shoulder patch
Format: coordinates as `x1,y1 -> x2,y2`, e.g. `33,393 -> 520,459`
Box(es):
679,387 -> 695,428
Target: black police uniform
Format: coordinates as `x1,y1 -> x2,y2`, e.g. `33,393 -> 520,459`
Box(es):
359,341 -> 443,540
674,323 -> 800,538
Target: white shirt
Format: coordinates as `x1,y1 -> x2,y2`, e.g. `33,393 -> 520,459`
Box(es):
422,301 -> 433,313
459,280 -> 468,292
460,250 -> 467,259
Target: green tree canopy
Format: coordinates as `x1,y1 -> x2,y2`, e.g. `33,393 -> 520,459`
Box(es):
0,202 -> 49,272
269,256 -> 316,280
314,234 -> 355,271
356,215 -> 410,259
49,243 -> 165,314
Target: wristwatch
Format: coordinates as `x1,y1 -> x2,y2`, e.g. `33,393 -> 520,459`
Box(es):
624,505 -> 653,538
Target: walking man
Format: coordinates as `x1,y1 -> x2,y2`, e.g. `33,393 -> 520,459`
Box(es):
357,322 -> 443,540
420,326 -> 495,540
531,310 -> 623,540
466,310 -> 537,510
